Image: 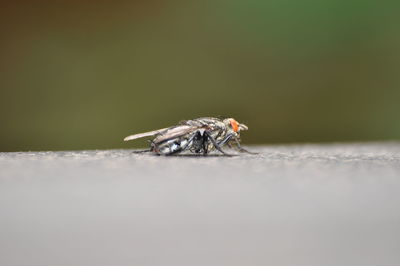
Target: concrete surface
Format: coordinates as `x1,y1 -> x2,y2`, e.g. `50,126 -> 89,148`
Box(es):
1,143 -> 400,266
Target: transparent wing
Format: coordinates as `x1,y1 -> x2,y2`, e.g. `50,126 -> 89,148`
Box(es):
153,125 -> 203,143
123,127 -> 169,141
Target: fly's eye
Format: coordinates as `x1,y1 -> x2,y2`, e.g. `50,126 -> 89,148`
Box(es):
229,119 -> 239,132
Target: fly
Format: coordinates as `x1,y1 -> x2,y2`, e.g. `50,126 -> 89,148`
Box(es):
123,117 -> 254,156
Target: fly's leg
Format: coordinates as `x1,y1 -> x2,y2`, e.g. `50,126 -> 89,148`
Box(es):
204,131 -> 235,156
192,131 -> 204,154
202,132 -> 209,155
148,140 -> 163,156
217,134 -> 240,153
218,134 -> 234,146
217,134 -> 257,154
233,138 -> 258,154
131,148 -> 152,154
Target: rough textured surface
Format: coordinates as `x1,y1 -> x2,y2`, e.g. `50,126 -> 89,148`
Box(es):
1,143 -> 400,266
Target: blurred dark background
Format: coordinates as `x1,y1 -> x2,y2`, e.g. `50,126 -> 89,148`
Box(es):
0,0 -> 399,151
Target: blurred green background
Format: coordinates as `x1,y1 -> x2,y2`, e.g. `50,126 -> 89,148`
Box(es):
1,0 -> 399,151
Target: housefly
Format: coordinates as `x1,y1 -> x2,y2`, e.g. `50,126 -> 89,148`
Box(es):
123,117 -> 254,156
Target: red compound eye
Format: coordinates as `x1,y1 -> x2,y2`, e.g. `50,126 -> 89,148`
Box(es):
230,119 -> 239,132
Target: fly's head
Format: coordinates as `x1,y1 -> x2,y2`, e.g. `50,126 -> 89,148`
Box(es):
223,118 -> 248,137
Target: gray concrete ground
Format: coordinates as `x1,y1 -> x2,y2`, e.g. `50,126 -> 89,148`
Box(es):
1,143 -> 400,266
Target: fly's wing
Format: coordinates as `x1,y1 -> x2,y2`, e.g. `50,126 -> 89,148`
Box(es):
124,127 -> 169,141
153,125 -> 204,144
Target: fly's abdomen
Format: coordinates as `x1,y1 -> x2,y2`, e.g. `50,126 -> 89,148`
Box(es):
152,138 -> 189,155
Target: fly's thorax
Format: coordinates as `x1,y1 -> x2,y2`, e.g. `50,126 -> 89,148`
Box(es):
188,117 -> 225,130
